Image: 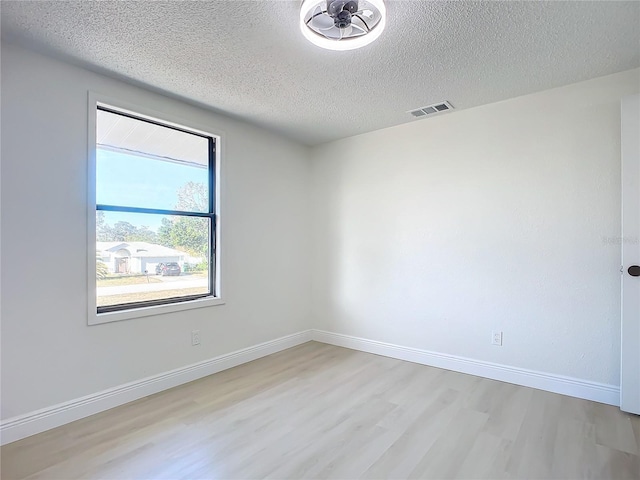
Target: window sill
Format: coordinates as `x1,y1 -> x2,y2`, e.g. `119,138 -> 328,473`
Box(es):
89,296 -> 225,325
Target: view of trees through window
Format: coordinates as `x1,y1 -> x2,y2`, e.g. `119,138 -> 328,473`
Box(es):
97,181 -> 209,258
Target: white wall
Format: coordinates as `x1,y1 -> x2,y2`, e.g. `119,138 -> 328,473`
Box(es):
1,43 -> 312,419
311,69 -> 640,386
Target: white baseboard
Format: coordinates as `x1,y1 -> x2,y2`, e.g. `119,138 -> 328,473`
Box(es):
0,330 -> 313,446
311,330 -> 620,407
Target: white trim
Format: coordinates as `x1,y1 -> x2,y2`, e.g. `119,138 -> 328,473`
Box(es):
311,330 -> 620,407
87,92 -> 225,325
91,296 -> 226,325
0,330 -> 312,446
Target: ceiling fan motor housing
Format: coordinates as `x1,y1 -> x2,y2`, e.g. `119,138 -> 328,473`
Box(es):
327,0 -> 359,28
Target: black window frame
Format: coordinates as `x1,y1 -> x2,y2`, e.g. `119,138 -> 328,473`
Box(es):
96,105 -> 217,314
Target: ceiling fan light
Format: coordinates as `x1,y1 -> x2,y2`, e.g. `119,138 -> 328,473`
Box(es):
299,0 -> 386,51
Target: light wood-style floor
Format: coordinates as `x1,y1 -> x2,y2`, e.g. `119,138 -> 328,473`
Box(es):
1,342 -> 639,479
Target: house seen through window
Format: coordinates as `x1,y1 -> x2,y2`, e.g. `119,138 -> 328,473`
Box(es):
95,106 -> 216,313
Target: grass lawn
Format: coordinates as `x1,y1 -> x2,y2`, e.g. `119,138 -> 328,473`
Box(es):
97,287 -> 210,307
97,275 -> 162,287
97,271 -> 207,287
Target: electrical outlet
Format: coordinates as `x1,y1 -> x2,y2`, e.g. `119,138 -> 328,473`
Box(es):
191,330 -> 201,346
492,331 -> 503,346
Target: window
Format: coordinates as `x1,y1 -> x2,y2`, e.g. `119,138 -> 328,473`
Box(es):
90,100 -> 221,323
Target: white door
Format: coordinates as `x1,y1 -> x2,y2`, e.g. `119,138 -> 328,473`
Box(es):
621,93 -> 640,415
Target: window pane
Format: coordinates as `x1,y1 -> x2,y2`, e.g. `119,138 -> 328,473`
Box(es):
96,211 -> 211,309
96,109 -> 210,212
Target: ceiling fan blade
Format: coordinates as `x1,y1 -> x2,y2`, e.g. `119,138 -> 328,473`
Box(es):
350,22 -> 367,35
319,23 -> 336,31
353,9 -> 374,31
320,26 -> 341,39
356,9 -> 374,19
341,25 -> 353,38
311,7 -> 334,30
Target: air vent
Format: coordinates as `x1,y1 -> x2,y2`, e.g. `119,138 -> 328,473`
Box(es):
408,101 -> 454,119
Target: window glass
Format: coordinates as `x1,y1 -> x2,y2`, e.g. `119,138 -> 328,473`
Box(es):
96,109 -> 209,212
96,211 -> 211,309
95,106 -> 215,314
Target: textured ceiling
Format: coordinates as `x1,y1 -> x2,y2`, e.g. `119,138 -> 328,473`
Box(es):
2,1 -> 639,145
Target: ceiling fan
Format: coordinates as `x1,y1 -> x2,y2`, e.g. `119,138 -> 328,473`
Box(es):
299,0 -> 386,51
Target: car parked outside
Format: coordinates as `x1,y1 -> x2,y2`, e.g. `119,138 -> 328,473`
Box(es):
156,262 -> 181,276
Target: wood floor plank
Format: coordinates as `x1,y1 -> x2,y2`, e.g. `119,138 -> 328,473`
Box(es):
360,387 -> 464,479
504,389 -> 563,479
2,341 -> 639,480
454,431 -> 513,479
593,402 -> 639,455
593,444 -> 640,480
550,418 -> 597,479
407,407 -> 489,479
481,381 -> 533,442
